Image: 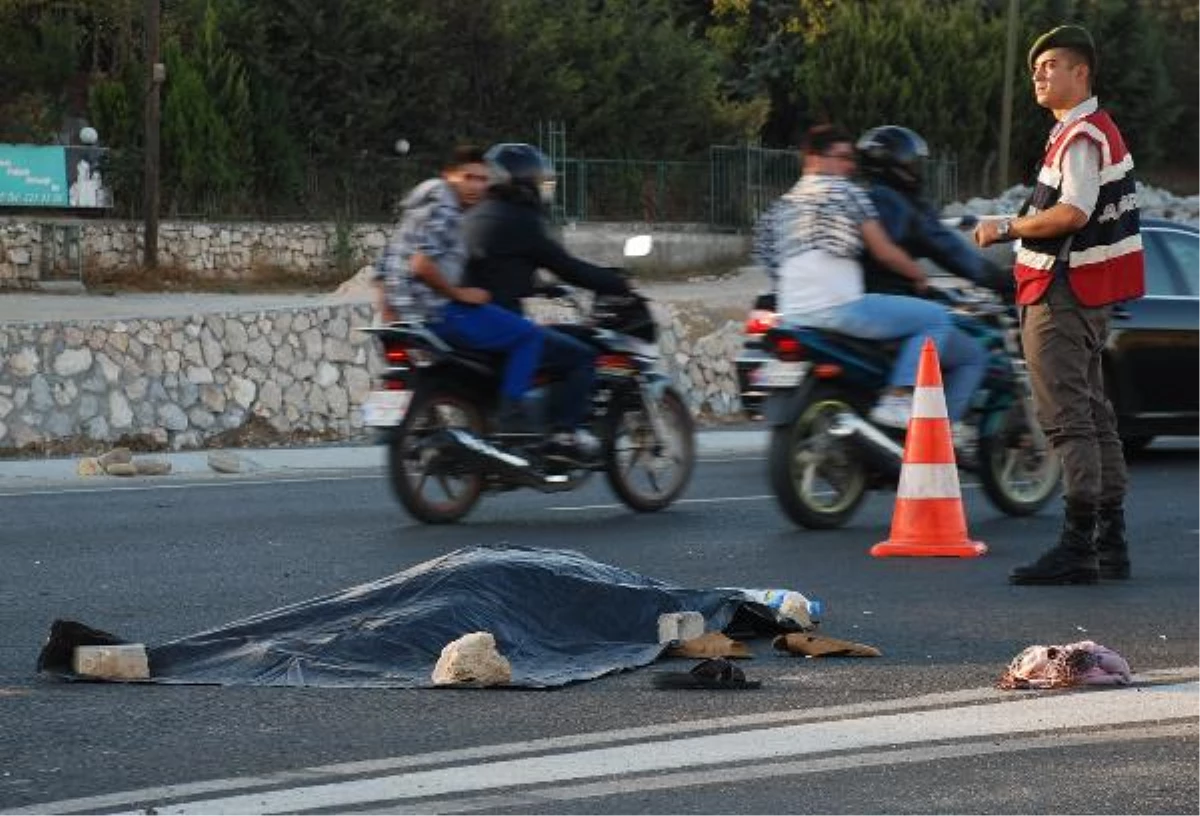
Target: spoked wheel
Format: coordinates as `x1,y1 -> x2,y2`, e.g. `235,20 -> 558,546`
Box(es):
977,400 -> 1062,516
768,395 -> 868,529
605,388 -> 695,512
389,390 -> 485,524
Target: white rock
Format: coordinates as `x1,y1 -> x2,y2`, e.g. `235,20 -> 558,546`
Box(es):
109,392 -> 134,428
53,348 -> 93,377
315,361 -> 340,388
431,632 -> 512,687
231,376 -> 257,409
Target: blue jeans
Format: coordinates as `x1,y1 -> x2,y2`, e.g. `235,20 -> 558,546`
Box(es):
786,294 -> 988,420
539,328 -> 597,431
432,303 -> 543,402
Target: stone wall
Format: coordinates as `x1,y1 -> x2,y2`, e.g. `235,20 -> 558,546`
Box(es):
0,301 -> 745,453
0,217 -> 749,287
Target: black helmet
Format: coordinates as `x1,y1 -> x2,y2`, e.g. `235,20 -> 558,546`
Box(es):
855,126 -> 929,194
484,142 -> 556,204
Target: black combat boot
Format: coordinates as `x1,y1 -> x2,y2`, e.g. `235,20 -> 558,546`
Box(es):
1095,502 -> 1130,580
1009,501 -> 1100,585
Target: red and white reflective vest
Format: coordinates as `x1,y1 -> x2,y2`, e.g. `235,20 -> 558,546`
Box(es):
1014,109 -> 1145,307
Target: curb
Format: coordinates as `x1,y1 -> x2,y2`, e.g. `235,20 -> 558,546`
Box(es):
0,429 -> 769,490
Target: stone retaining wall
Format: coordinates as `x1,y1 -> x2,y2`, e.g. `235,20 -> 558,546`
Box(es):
0,217 -> 749,287
0,302 -> 744,452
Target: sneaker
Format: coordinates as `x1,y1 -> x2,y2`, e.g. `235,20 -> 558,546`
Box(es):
869,394 -> 912,428
543,430 -> 601,465
573,429 -> 602,459
951,421 -> 978,469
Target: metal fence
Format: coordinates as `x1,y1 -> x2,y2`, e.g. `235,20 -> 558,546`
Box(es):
22,145 -> 959,229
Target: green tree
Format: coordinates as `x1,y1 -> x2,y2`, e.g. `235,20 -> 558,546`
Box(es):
795,0 -> 1005,179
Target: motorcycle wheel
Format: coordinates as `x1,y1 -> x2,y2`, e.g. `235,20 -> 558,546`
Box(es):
389,390 -> 485,524
605,387 -> 695,512
768,393 -> 868,529
976,402 -> 1062,516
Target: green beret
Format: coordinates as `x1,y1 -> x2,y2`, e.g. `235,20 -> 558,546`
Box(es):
1028,24 -> 1096,72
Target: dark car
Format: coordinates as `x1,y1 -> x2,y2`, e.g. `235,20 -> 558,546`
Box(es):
734,218 -> 1199,451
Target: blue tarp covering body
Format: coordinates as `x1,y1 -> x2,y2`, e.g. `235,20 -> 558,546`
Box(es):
39,545 -> 778,688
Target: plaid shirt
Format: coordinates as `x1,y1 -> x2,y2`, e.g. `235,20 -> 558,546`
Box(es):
372,178 -> 466,321
752,174 -> 877,276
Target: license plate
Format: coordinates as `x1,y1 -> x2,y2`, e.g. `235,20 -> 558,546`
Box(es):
362,390 -> 413,427
756,361 -> 811,389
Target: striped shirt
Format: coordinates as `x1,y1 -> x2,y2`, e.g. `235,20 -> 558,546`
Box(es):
372,178 -> 467,321
752,174 -> 878,275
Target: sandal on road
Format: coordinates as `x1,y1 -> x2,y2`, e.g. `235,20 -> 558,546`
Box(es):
651,657 -> 762,690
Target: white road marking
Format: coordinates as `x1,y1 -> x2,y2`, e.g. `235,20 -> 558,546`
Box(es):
14,672 -> 1195,816
363,722 -> 1198,815
0,474 -> 381,499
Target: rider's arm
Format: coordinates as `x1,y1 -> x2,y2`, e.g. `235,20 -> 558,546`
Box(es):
410,253 -> 489,304
527,218 -> 630,295
411,198 -> 490,304
861,219 -> 928,291
751,200 -> 783,281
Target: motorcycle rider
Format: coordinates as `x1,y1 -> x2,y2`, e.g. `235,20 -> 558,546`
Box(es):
854,126 -> 1000,449
855,126 -> 1010,298
752,124 -> 986,433
462,142 -> 633,462
372,145 -> 547,436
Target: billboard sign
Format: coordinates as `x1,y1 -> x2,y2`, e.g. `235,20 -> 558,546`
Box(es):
0,144 -> 112,208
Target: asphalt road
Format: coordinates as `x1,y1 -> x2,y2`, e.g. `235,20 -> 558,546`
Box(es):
1,444 -> 1196,814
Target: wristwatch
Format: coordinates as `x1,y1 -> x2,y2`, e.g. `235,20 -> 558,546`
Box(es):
997,219 -> 1014,240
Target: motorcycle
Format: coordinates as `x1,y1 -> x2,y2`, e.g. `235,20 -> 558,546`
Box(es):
360,236 -> 695,524
757,283 -> 1061,529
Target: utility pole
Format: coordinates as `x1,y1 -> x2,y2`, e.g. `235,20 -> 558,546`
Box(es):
142,0 -> 163,269
997,0 -> 1020,194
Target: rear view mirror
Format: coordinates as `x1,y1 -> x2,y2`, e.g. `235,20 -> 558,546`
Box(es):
623,235 -> 653,258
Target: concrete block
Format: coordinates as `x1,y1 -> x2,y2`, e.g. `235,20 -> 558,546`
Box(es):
657,611 -> 705,644
73,644 -> 150,680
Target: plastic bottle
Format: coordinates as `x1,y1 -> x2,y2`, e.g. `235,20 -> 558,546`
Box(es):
741,588 -> 824,627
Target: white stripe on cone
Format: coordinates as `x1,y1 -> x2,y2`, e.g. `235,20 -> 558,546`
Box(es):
911,386 -> 948,419
897,463 -> 962,499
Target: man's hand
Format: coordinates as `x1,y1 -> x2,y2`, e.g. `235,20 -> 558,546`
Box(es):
973,220 -> 1004,248
453,287 -> 491,305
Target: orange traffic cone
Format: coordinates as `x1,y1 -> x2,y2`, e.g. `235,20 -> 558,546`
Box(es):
870,338 -> 987,558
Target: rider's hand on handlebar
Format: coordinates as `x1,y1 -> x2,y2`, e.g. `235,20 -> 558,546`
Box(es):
453,287 -> 491,305
910,273 -> 930,295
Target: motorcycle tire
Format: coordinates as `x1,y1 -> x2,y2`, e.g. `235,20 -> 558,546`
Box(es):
976,405 -> 1062,517
768,392 -> 868,529
389,389 -> 485,524
605,387 -> 695,512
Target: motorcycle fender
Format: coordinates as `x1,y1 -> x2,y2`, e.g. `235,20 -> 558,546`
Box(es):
763,382 -> 818,427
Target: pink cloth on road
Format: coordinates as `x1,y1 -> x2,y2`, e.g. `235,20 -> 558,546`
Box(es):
998,640 -> 1133,690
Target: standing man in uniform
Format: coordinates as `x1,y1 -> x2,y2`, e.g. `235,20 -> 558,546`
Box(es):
975,25 -> 1145,585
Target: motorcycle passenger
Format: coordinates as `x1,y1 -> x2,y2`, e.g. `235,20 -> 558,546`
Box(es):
462,142 -> 633,462
372,145 -> 546,433
754,123 -> 985,430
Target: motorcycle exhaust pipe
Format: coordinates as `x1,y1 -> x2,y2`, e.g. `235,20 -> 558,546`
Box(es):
826,412 -> 903,478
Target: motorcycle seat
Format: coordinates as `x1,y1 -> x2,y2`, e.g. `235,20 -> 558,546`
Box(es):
805,329 -> 900,366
